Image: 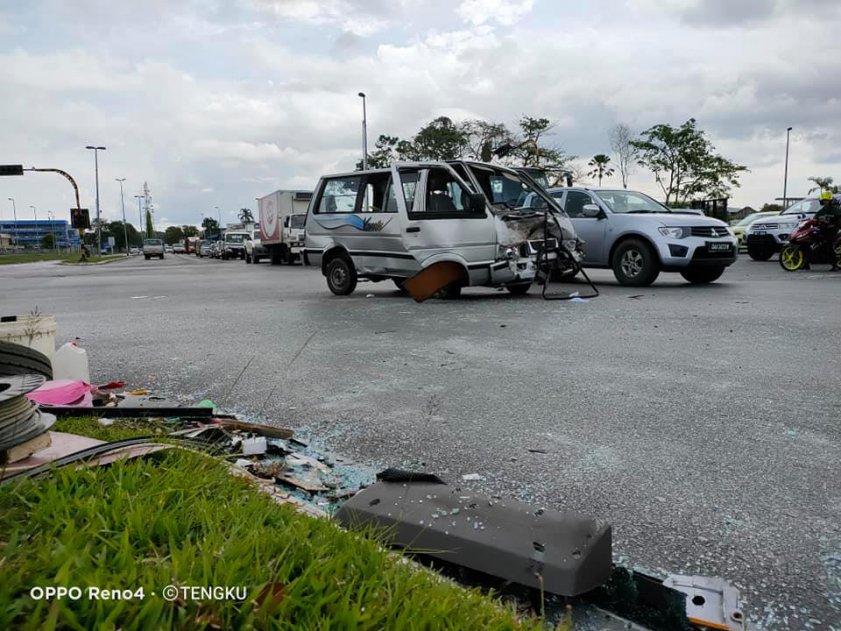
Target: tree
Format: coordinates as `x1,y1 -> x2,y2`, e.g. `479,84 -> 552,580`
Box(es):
238,208 -> 254,224
145,209 -> 154,238
41,233 -> 55,249
609,123 -> 635,188
109,220 -> 141,251
411,117 -> 468,161
761,203 -> 783,213
201,217 -> 219,237
461,120 -> 514,162
587,154 -> 615,186
807,176 -> 836,194
631,118 -> 748,206
181,225 -> 199,238
164,225 -> 185,245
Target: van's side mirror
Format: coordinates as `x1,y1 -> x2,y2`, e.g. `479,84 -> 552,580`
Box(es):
581,204 -> 602,218
468,193 -> 486,214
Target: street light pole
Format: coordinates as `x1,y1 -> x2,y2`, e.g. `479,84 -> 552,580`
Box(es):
7,198 -> 17,248
85,145 -> 106,253
783,127 -> 792,209
358,92 -> 368,171
134,194 -> 144,241
30,205 -> 37,249
116,178 -> 129,255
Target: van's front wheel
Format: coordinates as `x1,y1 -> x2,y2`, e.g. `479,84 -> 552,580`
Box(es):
326,256 -> 357,296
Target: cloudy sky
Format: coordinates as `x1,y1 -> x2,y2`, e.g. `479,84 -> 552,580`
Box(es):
1,0 -> 839,228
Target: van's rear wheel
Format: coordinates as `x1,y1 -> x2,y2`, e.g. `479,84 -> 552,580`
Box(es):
326,256 -> 357,296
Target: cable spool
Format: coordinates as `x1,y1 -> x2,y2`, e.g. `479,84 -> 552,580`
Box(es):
0,374 -> 56,453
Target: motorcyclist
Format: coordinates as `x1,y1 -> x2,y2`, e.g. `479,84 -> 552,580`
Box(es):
814,191 -> 841,270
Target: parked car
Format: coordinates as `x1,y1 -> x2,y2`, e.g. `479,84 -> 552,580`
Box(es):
304,161 -> 581,296
210,241 -> 222,258
173,244 -> 186,254
129,247 -> 140,255
744,198 -> 821,260
199,242 -> 212,257
142,238 -> 165,260
546,187 -> 737,286
164,245 -> 174,254
730,211 -> 781,248
222,230 -> 249,260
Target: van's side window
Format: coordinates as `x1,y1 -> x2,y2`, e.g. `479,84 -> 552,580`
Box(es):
361,172 -> 397,213
424,168 -> 469,214
399,171 -> 419,213
317,177 -> 361,214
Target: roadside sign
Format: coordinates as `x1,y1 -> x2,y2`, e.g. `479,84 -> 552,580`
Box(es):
0,164 -> 24,176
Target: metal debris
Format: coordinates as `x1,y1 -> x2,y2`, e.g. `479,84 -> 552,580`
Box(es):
663,574 -> 747,630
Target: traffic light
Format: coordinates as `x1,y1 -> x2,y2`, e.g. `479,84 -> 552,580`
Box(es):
71,208 -> 90,229
0,164 -> 24,176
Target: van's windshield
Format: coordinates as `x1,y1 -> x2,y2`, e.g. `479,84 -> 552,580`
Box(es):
466,164 -> 562,213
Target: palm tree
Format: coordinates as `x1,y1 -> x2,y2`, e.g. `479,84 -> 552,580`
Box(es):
807,176 -> 835,194
238,207 -> 254,224
587,154 -> 615,186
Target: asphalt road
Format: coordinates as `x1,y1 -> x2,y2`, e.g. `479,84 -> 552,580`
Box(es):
2,253 -> 839,629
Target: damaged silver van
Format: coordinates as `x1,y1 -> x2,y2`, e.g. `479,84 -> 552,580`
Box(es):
303,161 -> 583,297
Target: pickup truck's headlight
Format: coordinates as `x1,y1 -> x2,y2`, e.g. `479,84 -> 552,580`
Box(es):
779,221 -> 798,231
658,226 -> 688,239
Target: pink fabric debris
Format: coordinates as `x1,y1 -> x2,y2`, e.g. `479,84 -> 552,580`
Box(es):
26,380 -> 94,407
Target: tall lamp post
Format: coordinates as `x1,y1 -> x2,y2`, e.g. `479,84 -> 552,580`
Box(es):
134,194 -> 144,240
7,197 -> 17,248
29,205 -> 37,249
358,92 -> 368,171
116,178 -> 129,255
85,145 -> 106,253
783,126 -> 792,209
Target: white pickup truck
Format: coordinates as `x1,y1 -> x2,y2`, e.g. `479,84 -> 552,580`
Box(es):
142,238 -> 164,260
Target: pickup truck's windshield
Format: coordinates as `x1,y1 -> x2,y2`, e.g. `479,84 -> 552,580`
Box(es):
781,198 -> 820,215
467,164 -> 561,212
594,190 -> 670,214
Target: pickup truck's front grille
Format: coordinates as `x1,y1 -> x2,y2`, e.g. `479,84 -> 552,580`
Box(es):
690,226 -> 729,237
750,223 -> 778,231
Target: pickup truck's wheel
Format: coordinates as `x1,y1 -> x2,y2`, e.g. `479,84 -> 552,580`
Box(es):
613,239 -> 660,286
506,282 -> 531,295
145,255 -> 150,260
326,256 -> 357,296
680,266 -> 726,284
747,244 -> 774,261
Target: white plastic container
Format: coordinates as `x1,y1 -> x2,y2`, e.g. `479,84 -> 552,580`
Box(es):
53,342 -> 90,383
0,314 -> 57,362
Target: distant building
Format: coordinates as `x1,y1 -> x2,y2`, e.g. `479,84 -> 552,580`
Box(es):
0,219 -> 80,248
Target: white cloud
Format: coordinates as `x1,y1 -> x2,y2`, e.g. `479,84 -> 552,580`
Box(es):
456,0 -> 534,26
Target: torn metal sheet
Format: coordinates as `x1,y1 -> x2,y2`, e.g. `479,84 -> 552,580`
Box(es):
335,477 -> 612,597
211,418 -> 293,439
663,574 -> 747,631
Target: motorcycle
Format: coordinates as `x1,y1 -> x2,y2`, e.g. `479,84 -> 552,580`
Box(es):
779,217 -> 841,271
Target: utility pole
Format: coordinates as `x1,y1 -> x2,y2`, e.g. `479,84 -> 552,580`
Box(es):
134,194 -> 144,242
358,92 -> 368,171
116,178 -> 129,255
85,145 -> 106,253
7,198 -> 17,248
30,205 -> 37,248
783,126 -> 793,209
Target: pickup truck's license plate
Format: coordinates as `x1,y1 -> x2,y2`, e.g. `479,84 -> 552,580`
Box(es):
707,242 -> 731,252
753,231 -> 766,235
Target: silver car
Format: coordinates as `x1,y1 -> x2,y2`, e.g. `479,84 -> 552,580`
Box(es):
547,187 -> 738,286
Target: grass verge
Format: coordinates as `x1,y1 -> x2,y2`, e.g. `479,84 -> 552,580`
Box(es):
0,420 -> 543,630
0,252 -> 124,265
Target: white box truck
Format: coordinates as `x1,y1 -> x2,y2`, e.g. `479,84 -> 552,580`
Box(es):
256,190 -> 312,265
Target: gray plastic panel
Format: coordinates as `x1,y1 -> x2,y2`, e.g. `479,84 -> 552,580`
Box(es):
336,479 -> 612,596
